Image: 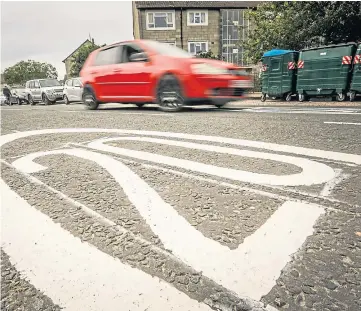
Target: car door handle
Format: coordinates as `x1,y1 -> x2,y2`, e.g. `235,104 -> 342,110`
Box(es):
112,68 -> 122,72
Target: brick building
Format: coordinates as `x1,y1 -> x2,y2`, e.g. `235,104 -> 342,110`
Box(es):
132,1 -> 258,65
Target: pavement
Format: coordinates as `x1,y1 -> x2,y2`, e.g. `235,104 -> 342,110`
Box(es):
1,101 -> 360,311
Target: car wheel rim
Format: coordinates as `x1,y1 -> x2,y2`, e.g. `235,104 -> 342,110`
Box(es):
84,93 -> 95,106
158,80 -> 183,109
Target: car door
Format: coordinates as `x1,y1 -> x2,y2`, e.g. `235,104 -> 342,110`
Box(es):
118,43 -> 153,99
32,81 -> 42,100
64,79 -> 73,100
72,78 -> 83,101
92,45 -> 123,100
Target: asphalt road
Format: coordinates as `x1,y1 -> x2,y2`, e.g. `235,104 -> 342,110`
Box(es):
1,102 -> 361,311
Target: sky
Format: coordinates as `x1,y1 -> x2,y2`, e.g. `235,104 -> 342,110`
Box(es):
1,1 -> 133,79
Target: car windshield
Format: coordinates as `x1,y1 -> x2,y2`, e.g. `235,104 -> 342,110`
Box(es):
39,79 -> 61,87
143,41 -> 193,58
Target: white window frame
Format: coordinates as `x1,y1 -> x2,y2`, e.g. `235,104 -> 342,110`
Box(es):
146,11 -> 176,30
187,10 -> 208,26
188,41 -> 209,55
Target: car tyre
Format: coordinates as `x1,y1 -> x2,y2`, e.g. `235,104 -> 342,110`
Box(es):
215,104 -> 225,108
156,74 -> 184,112
42,93 -> 51,105
260,94 -> 266,102
136,103 -> 144,108
285,93 -> 292,102
82,87 -> 99,110
298,93 -> 305,102
63,95 -> 70,105
16,98 -> 21,105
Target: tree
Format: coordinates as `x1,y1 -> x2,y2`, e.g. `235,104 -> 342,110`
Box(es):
69,41 -> 105,77
3,60 -> 58,86
244,1 -> 361,64
196,50 -> 221,60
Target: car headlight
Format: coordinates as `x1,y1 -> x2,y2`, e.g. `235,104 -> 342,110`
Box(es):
191,63 -> 229,75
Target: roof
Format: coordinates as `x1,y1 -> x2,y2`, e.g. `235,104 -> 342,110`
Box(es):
301,42 -> 357,52
263,49 -> 297,57
134,1 -> 259,9
62,39 -> 92,63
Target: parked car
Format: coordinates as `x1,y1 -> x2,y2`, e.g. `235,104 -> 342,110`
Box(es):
0,94 -> 7,105
63,77 -> 83,104
24,79 -> 64,105
10,87 -> 29,105
80,39 -> 253,112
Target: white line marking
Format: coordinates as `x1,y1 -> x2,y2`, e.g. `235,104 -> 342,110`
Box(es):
324,121 -> 361,125
320,169 -> 349,197
0,159 -> 203,271
12,147 -> 324,300
87,136 -> 336,186
1,180 -> 210,311
243,108 -> 361,115
1,128 -> 360,165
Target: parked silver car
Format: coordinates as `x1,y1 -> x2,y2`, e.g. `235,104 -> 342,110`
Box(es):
25,79 -> 64,105
63,77 -> 83,105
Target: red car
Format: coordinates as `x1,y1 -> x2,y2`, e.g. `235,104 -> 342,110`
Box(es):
80,40 -> 253,112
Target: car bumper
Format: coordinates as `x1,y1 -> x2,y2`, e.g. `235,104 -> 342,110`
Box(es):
181,74 -> 253,103
46,93 -> 63,101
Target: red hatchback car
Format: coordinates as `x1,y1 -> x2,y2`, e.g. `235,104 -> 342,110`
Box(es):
80,40 -> 253,112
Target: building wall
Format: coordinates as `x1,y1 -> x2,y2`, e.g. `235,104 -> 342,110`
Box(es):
138,9 -> 221,55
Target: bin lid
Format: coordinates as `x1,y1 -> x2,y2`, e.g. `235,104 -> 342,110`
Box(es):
263,49 -> 297,57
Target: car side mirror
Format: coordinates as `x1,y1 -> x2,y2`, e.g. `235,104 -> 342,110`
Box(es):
129,52 -> 148,62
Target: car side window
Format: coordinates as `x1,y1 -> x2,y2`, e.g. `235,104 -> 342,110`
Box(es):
34,81 -> 40,88
73,79 -> 82,87
122,44 -> 145,63
66,80 -> 73,87
93,46 -> 122,66
29,81 -> 34,88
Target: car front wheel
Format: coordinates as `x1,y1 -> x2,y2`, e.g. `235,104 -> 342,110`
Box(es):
63,95 -> 70,105
28,95 -> 35,105
156,75 -> 184,112
42,93 -> 51,105
82,88 -> 99,110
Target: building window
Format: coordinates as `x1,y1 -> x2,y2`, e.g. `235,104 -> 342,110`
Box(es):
146,11 -> 175,30
188,42 -> 208,55
187,10 -> 208,26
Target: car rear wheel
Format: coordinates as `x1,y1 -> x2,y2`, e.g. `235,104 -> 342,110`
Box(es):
156,75 -> 184,112
16,98 -> 21,105
260,94 -> 266,102
63,95 -> 70,105
298,93 -> 306,102
42,93 -> 51,105
82,88 -> 99,110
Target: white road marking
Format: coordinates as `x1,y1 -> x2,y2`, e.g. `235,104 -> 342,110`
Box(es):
61,110 -> 172,116
324,121 -> 361,125
1,180 -> 210,311
87,136 -> 335,186
242,108 -> 361,115
2,128 -> 360,303
1,128 -> 360,165
320,169 -> 349,197
12,147 -> 324,300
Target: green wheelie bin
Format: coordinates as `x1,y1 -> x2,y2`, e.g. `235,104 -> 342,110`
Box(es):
297,42 -> 357,102
349,43 -> 361,101
260,49 -> 299,102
